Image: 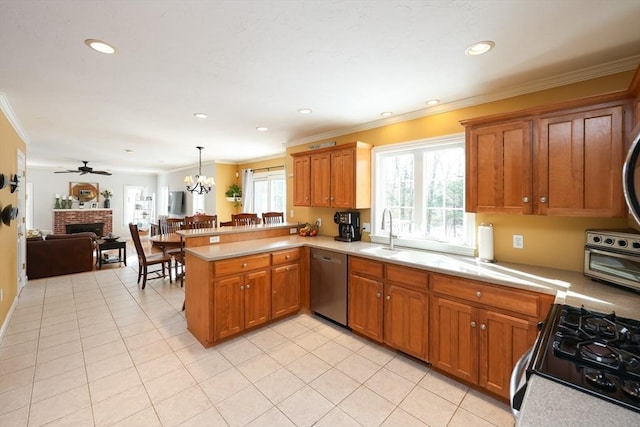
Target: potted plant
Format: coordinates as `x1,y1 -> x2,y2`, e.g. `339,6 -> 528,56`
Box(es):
225,184 -> 242,206
100,189 -> 113,208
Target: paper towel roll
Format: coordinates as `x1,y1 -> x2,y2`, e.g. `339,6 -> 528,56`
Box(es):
478,223 -> 494,262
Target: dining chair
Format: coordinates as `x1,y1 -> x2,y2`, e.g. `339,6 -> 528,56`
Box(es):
231,213 -> 260,226
160,217 -> 184,234
184,214 -> 217,229
219,221 -> 234,227
128,223 -> 172,289
262,211 -> 284,224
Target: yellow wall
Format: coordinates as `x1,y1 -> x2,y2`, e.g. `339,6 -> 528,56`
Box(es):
215,163 -> 240,223
0,109 -> 27,329
282,70 -> 636,272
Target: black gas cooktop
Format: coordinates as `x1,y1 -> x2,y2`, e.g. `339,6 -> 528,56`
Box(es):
529,304 -> 640,412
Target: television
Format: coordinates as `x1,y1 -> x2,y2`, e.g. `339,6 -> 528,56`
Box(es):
168,191 -> 184,215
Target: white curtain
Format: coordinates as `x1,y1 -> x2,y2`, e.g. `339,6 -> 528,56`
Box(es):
242,169 -> 254,212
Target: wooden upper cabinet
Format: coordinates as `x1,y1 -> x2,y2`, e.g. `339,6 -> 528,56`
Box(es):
310,151 -> 331,207
466,120 -> 533,214
462,94 -> 632,217
537,105 -> 626,216
292,141 -> 372,208
293,155 -> 311,206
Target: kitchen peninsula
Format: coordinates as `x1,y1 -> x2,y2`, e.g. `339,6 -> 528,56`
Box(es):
183,235 -> 640,425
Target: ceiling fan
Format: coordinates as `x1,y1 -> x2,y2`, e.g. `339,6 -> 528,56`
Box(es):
54,161 -> 112,176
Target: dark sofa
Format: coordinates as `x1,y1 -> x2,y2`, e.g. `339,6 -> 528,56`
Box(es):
27,233 -> 97,279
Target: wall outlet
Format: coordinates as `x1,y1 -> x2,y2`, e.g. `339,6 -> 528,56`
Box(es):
0,288 -> 3,302
362,222 -> 371,232
209,236 -> 220,243
513,234 -> 524,249
316,218 -> 322,227
290,228 -> 297,234
290,210 -> 294,218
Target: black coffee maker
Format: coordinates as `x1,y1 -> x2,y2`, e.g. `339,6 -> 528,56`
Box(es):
334,211 -> 361,242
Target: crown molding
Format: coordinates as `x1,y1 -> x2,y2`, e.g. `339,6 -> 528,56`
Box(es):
0,93 -> 31,144
285,55 -> 640,147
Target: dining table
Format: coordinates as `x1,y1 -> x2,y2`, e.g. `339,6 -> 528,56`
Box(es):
149,232 -> 183,252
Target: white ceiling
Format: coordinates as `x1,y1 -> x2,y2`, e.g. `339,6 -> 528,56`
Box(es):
1,0 -> 639,175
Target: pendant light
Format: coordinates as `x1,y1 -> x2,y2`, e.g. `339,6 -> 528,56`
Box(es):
184,146 -> 215,194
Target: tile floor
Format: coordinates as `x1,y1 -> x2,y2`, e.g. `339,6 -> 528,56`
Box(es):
0,255 -> 514,426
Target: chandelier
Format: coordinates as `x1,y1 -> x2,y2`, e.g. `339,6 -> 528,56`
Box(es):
184,146 -> 215,194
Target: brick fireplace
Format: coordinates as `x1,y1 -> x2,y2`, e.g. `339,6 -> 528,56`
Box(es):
53,209 -> 113,235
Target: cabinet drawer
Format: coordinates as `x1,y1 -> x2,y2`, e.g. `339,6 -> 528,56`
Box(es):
349,256 -> 384,278
386,264 -> 429,290
431,274 -> 541,317
214,253 -> 271,276
272,248 -> 301,265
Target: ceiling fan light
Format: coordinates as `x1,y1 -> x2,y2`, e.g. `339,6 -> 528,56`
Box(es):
84,39 -> 116,54
465,41 -> 495,56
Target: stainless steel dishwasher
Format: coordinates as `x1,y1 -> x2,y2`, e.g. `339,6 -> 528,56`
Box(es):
310,248 -> 348,327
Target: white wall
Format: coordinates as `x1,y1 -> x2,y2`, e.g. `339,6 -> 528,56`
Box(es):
27,167 -> 158,238
158,161 -> 217,216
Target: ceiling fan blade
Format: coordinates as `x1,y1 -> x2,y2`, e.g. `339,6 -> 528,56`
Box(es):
92,171 -> 112,176
54,170 -> 79,174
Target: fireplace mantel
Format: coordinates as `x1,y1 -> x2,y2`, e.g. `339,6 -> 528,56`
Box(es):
53,209 -> 113,235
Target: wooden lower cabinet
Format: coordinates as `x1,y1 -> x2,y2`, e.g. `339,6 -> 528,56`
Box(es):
186,250 -> 302,347
213,269 -> 271,341
479,310 -> 537,397
348,256 -> 429,361
430,273 -> 552,399
271,263 -> 300,319
430,297 -> 477,383
384,284 -> 429,361
349,273 -> 384,342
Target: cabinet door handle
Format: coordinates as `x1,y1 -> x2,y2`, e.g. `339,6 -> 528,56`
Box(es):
386,295 -> 390,300
285,255 -> 290,259
240,285 -> 244,290
246,284 -> 251,289
470,321 -> 476,328
475,291 -> 482,298
242,263 -> 248,268
480,324 -> 487,330
376,292 -> 381,298
540,196 -> 548,203
522,197 -> 529,203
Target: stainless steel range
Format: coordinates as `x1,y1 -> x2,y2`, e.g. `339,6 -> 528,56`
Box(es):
527,304 -> 640,413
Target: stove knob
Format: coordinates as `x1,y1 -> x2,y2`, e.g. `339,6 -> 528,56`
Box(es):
633,242 -> 640,249
604,238 -> 614,245
592,236 -> 601,243
618,240 -> 628,248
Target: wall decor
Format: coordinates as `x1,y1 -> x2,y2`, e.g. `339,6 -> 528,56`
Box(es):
70,182 -> 99,202
1,204 -> 19,226
9,174 -> 19,193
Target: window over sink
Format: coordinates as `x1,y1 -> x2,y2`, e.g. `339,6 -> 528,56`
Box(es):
371,134 -> 475,256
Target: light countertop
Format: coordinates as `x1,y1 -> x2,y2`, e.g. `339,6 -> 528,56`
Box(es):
184,235 -> 640,424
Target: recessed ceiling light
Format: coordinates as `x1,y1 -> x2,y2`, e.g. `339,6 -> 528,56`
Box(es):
193,113 -> 208,119
425,99 -> 440,106
465,41 -> 495,56
256,126 -> 268,131
84,39 -> 116,54
298,108 -> 312,114
380,112 -> 393,117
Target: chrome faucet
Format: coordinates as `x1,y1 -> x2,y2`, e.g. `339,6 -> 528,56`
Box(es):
381,208 -> 396,250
